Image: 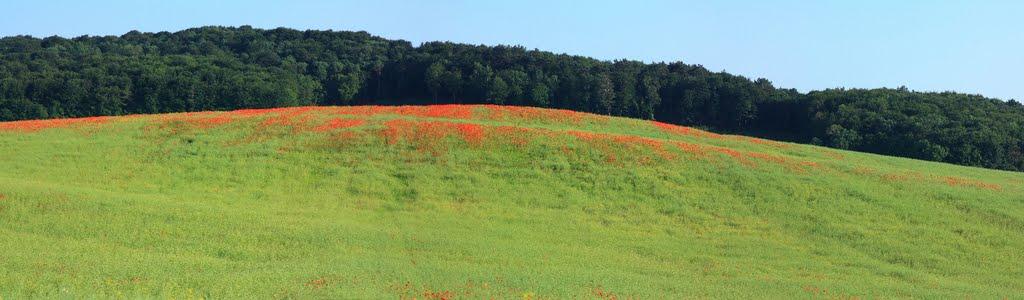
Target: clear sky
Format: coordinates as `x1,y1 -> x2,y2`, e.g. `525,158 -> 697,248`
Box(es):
3,0 -> 1022,100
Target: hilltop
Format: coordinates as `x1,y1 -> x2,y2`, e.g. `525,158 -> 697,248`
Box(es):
0,105 -> 1021,298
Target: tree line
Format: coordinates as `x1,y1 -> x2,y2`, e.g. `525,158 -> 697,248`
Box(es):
1,26 -> 1022,171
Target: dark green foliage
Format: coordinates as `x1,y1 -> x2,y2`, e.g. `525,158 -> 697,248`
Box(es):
1,26 -> 1022,171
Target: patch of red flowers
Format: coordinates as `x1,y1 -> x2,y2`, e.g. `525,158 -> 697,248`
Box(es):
423,105 -> 475,119
454,123 -> 485,146
151,107 -> 336,131
0,116 -> 110,132
672,141 -> 706,156
745,151 -> 819,172
943,176 -> 1001,191
882,171 -> 926,183
191,115 -> 234,128
652,120 -> 722,139
872,171 -> 1000,191
707,145 -> 744,160
731,136 -> 791,149
153,111 -> 228,129
380,119 -> 486,150
564,130 -> 679,163
492,125 -> 537,148
653,120 -> 796,151
260,106 -> 318,127
821,149 -> 846,160
313,118 -> 367,132
668,141 -> 819,172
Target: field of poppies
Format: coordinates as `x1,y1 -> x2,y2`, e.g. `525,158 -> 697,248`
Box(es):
0,105 -> 1022,298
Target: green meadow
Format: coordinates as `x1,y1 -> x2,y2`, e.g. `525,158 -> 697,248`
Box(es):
0,105 -> 1021,298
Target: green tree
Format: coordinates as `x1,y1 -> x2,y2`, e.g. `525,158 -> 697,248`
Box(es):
488,77 -> 509,104
424,62 -> 445,102
826,124 -> 860,149
594,73 -> 614,114
467,62 -> 494,101
442,68 -> 463,101
335,65 -> 363,104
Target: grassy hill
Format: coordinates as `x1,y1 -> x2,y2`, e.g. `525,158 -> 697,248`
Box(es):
0,105 -> 1021,298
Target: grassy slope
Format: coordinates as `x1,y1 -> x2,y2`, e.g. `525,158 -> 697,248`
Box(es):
0,105 -> 1021,298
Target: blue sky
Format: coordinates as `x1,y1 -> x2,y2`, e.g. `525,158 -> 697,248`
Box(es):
3,0 -> 1022,100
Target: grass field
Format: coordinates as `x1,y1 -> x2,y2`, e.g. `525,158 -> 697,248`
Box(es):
0,105 -> 1022,298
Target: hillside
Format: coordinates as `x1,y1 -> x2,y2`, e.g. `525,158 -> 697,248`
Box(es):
0,105 -> 1022,298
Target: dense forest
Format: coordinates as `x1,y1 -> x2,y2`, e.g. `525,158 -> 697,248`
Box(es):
1,26 -> 1022,171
